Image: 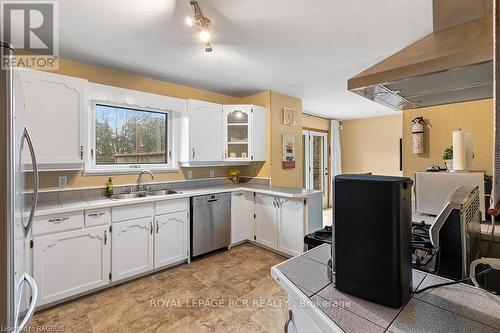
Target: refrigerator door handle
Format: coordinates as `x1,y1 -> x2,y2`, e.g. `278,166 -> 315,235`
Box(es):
15,273 -> 38,333
23,127 -> 38,236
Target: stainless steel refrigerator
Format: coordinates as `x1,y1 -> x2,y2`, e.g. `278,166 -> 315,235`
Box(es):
1,41 -> 39,332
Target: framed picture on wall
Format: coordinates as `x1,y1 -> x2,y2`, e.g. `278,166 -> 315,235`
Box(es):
282,133 -> 296,169
283,107 -> 296,126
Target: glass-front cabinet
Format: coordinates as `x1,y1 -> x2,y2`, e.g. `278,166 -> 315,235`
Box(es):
223,105 -> 253,161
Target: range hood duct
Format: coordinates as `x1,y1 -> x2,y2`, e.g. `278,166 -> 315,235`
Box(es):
348,2 -> 493,110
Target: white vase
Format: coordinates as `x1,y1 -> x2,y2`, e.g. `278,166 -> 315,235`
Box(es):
445,160 -> 453,170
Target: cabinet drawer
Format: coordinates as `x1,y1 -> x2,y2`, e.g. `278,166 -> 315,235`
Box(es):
32,211 -> 84,236
112,203 -> 154,223
85,208 -> 111,227
155,198 -> 189,215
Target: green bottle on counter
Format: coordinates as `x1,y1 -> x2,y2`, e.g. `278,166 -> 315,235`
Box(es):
105,177 -> 113,197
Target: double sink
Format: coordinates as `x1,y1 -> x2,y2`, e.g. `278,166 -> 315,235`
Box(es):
110,189 -> 178,200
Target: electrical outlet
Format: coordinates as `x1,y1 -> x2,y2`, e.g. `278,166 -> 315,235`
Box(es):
187,170 -> 193,179
58,176 -> 68,187
209,170 -> 215,178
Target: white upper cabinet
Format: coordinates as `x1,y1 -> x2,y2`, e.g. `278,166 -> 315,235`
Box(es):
181,101 -> 267,165
185,99 -> 223,163
223,105 -> 267,162
251,106 -> 267,162
223,105 -> 252,161
14,69 -> 86,169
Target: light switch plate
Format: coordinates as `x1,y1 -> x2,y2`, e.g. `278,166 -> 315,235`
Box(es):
187,171 -> 193,179
58,176 -> 68,187
209,170 -> 215,178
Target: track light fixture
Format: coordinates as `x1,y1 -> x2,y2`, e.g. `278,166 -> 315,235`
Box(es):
185,0 -> 213,52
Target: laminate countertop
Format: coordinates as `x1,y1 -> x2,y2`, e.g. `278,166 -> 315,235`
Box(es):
271,244 -> 500,333
27,184 -> 322,217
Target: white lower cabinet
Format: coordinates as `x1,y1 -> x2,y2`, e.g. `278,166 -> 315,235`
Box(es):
255,194 -> 306,256
286,297 -> 324,333
111,217 -> 154,282
231,191 -> 255,244
154,211 -> 189,269
32,225 -> 110,306
255,193 -> 278,249
278,199 -> 305,256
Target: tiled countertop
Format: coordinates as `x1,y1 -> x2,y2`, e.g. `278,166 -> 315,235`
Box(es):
29,184 -> 321,217
271,245 -> 500,333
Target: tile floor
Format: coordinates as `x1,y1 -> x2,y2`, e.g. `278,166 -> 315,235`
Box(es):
29,243 -> 288,333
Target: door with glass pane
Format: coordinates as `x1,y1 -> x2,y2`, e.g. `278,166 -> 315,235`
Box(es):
303,130 -> 328,207
223,106 -> 252,161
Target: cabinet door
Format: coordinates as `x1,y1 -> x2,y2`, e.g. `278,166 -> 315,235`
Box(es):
188,99 -> 223,162
112,218 -> 154,282
154,211 -> 188,269
15,69 -> 86,166
252,106 -> 267,161
231,191 -> 255,244
33,226 -> 110,306
223,105 -> 252,161
278,198 -> 305,256
255,194 -> 278,249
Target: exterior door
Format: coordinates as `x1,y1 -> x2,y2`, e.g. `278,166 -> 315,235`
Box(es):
303,130 -> 328,207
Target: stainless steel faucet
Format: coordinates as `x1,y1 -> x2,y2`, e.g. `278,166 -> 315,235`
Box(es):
137,170 -> 154,192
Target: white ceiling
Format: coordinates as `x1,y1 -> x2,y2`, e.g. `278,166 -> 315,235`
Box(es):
58,0 -> 433,120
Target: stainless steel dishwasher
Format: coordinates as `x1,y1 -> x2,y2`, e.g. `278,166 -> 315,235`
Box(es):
190,193 -> 231,257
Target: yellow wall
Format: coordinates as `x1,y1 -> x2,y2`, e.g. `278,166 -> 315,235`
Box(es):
27,58 -> 245,189
268,92 -> 304,188
241,91 -> 306,188
403,99 -> 493,178
341,114 -> 403,176
302,113 -> 331,132
28,59 -> 320,189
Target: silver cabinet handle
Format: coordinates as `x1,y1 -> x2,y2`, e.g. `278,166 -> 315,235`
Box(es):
22,127 -> 38,236
156,221 -> 159,234
88,212 -> 106,218
272,199 -> 277,208
150,221 -> 153,235
284,310 -> 293,333
15,273 -> 38,333
104,230 -> 107,245
192,148 -> 195,159
48,217 -> 69,223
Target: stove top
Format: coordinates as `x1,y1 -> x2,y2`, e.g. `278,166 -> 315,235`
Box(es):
411,221 -> 436,270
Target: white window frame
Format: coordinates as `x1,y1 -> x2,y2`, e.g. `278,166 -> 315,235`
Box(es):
84,83 -> 184,175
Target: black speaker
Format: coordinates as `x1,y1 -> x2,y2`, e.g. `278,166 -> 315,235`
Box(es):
334,174 -> 413,308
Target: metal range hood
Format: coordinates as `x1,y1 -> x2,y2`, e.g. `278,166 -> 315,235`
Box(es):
348,1 -> 493,110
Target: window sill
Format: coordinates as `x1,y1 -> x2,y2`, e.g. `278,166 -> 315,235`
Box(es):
83,166 -> 180,176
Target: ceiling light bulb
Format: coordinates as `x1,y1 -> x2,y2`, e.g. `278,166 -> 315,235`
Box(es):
199,30 -> 210,42
185,16 -> 194,26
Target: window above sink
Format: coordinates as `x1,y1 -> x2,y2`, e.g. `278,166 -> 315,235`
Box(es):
84,83 -> 185,175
